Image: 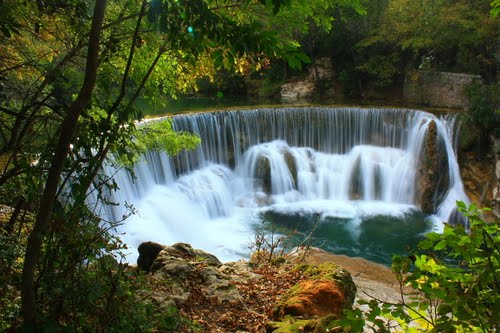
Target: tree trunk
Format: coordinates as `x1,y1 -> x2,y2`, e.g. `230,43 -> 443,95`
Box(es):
20,1 -> 107,330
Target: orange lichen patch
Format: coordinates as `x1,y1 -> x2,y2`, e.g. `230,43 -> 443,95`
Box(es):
274,279 -> 347,320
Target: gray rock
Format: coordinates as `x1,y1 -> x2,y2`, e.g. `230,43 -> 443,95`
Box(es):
153,256 -> 195,279
200,266 -> 242,304
158,242 -> 222,267
140,242 -> 242,306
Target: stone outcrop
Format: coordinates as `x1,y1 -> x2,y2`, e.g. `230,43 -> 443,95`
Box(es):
280,57 -> 335,103
256,155 -> 272,193
281,80 -> 316,103
273,263 -> 356,320
458,142 -> 499,221
139,242 -> 240,306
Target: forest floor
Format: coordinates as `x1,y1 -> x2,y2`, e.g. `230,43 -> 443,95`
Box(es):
174,248 -> 400,332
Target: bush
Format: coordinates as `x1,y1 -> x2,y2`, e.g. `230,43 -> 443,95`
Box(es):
340,202 -> 499,332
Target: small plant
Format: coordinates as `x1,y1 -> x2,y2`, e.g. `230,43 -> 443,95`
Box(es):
340,202 -> 499,332
249,213 -> 321,265
250,218 -> 291,265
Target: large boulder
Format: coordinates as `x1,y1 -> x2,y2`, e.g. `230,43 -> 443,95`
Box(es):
275,280 -> 348,318
266,262 -> 355,333
138,242 -> 241,306
273,263 -> 356,321
152,242 -> 222,270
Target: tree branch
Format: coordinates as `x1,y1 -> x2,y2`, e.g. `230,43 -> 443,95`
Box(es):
20,0 -> 107,329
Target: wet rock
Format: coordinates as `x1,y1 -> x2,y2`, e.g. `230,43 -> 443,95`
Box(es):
420,120 -> 438,213
283,150 -> 298,187
417,120 -> 442,213
256,156 -> 272,194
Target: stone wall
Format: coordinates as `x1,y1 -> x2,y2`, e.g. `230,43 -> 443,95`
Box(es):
404,70 -> 481,109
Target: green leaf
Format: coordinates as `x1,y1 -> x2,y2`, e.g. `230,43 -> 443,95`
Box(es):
434,240 -> 447,251
295,52 -> 311,64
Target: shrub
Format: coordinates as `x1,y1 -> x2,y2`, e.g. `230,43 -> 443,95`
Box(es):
341,202 -> 499,332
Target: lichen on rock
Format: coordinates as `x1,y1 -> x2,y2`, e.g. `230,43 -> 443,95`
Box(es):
268,262 -> 356,333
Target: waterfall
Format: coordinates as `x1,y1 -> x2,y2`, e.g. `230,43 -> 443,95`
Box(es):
102,107 -> 469,263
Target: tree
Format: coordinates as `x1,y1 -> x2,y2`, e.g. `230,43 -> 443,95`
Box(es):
361,0 -> 498,82
0,0 -> 318,330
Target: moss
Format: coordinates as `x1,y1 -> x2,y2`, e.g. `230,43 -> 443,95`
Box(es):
315,314 -> 341,333
266,316 -> 317,333
458,122 -> 476,152
267,315 -> 341,333
299,262 -> 351,286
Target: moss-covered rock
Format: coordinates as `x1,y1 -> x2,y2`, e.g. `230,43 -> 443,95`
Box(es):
298,262 -> 357,306
268,262 -> 356,332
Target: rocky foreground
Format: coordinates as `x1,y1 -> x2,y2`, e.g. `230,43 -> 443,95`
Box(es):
137,242 -> 402,333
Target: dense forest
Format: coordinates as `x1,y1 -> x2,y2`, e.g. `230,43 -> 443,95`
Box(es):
0,0 -> 498,331
201,0 -> 498,98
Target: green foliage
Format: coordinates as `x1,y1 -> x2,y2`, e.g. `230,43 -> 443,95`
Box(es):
112,119 -> 201,166
135,119 -> 201,156
491,0 -> 500,17
325,0 -> 497,95
0,230 -> 25,330
340,202 -> 500,332
466,81 -> 500,143
0,205 -> 184,332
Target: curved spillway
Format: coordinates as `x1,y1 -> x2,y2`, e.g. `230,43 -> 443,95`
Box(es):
100,107 -> 469,263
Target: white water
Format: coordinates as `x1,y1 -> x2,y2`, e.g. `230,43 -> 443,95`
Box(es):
101,107 -> 469,262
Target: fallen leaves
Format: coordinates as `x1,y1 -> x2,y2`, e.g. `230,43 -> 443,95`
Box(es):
177,263 -> 305,332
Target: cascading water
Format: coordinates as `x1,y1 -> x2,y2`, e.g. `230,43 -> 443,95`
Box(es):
102,107 -> 469,264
